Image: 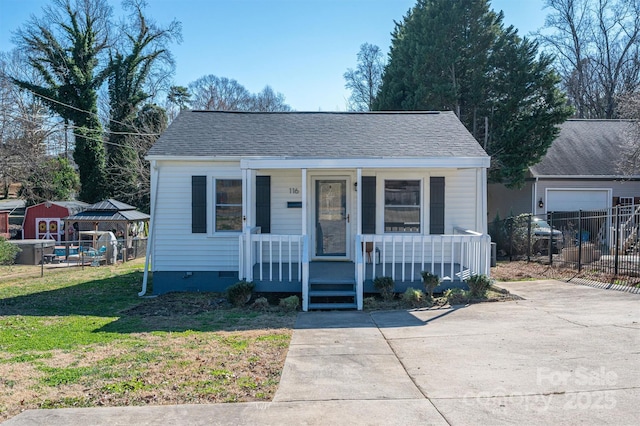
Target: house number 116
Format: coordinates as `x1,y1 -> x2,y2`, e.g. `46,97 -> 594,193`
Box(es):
289,188 -> 299,194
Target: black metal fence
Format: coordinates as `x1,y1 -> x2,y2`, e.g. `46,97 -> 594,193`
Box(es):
490,207 -> 640,286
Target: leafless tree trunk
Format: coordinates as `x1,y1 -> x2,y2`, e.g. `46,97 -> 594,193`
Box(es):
0,50 -> 63,198
344,43 -> 385,111
617,92 -> 640,175
538,0 -> 640,118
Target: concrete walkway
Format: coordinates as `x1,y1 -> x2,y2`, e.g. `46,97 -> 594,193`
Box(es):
4,280 -> 640,425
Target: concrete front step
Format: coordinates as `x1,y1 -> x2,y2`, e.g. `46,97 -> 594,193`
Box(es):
309,290 -> 356,297
308,302 -> 358,310
309,278 -> 356,286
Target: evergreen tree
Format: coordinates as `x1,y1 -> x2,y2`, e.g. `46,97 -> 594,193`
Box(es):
19,157 -> 80,206
375,0 -> 573,187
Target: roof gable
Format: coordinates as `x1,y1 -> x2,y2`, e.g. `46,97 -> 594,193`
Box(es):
147,111 -> 488,159
531,120 -> 635,177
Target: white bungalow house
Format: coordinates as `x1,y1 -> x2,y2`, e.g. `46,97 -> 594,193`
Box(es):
143,110 -> 491,310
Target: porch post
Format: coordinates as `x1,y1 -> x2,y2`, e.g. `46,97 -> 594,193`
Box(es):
301,168 -> 307,237
301,168 -> 309,311
242,168 -> 253,281
356,168 -> 362,235
480,167 -> 488,234
356,168 -> 363,310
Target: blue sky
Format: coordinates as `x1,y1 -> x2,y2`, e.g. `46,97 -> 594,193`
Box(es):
0,0 -> 547,111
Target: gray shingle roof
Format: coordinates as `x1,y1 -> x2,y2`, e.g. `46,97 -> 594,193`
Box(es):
531,119 -> 635,176
147,111 -> 488,158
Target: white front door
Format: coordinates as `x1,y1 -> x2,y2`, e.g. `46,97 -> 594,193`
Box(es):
313,177 -> 350,259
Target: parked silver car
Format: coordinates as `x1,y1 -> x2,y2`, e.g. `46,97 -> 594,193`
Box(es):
532,218 -> 563,253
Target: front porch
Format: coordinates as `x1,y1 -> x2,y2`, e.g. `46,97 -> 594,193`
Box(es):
240,232 -> 491,311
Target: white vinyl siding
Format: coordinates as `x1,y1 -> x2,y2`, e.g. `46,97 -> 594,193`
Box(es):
152,161 -> 241,271
441,168 -> 478,232
151,162 -> 484,272
267,170 -> 303,235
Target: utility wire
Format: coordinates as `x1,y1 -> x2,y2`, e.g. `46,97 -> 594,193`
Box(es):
1,110 -> 159,148
25,90 -> 162,136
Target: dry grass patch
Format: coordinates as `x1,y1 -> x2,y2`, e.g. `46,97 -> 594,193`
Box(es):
491,260 -> 640,287
0,259 -> 296,421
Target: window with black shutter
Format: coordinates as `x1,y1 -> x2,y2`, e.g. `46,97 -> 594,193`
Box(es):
361,176 -> 376,234
255,176 -> 271,233
192,176 -> 207,233
430,177 -> 445,234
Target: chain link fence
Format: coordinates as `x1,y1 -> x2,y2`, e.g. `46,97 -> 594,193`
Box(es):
489,207 -> 640,288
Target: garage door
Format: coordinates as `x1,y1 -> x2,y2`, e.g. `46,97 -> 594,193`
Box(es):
546,189 -> 610,212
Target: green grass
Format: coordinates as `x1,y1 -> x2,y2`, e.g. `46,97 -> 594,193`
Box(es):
0,315 -> 123,352
38,366 -> 96,386
0,260 -> 295,421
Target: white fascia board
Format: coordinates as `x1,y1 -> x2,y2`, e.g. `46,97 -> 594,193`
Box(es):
240,156 -> 490,169
144,155 -> 491,169
145,155 -> 242,162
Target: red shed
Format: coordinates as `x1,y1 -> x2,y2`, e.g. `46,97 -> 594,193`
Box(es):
0,210 -> 9,239
22,201 -> 88,241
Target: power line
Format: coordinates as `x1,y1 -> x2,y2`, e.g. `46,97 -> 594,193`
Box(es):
26,91 -> 162,136
1,111 -> 148,150
1,109 -> 161,142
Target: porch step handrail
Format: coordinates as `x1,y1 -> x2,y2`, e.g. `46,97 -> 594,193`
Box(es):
358,233 -> 491,284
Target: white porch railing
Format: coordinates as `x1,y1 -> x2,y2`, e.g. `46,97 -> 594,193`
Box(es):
241,231 -> 489,312
357,230 -> 491,284
238,232 -> 310,311
239,231 -> 306,282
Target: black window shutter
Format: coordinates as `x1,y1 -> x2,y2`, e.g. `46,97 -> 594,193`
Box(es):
255,176 -> 271,233
362,176 -> 376,234
430,177 -> 445,234
192,176 -> 207,233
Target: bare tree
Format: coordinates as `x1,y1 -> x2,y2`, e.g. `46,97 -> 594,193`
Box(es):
344,43 -> 385,111
0,50 -> 63,198
617,92 -> 640,174
250,86 -> 292,112
188,75 -> 252,110
111,103 -> 167,212
166,85 -> 190,121
538,0 -> 640,118
188,76 -> 292,112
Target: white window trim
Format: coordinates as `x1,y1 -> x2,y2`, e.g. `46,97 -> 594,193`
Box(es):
379,176 -> 425,235
213,177 -> 243,234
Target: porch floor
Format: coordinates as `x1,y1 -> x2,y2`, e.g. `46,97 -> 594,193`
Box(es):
252,261 -> 469,292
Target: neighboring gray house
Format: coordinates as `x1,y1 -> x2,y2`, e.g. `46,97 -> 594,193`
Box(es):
489,119 -> 640,219
144,111 -> 491,310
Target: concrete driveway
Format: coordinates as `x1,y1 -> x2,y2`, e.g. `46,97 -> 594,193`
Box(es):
370,280 -> 640,425
275,279 -> 640,425
5,280 -> 640,425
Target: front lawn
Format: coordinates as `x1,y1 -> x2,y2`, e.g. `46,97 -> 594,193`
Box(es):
0,260 -> 296,421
